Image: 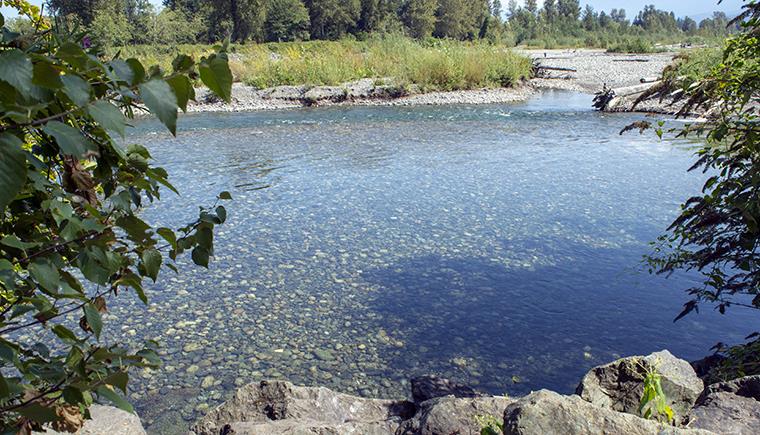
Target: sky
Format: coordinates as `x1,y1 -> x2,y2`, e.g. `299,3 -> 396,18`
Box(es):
0,0 -> 747,20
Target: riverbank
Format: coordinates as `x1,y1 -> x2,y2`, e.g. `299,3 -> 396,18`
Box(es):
186,49 -> 678,113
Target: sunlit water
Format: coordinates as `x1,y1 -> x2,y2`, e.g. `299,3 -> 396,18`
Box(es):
110,91 -> 756,432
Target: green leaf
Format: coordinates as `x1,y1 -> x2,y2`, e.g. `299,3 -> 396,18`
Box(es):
172,54 -> 194,72
0,49 -> 33,96
0,133 -> 26,211
108,60 -> 134,84
156,228 -> 177,250
191,246 -> 209,268
89,100 -> 126,137
52,325 -> 78,343
57,42 -> 88,69
142,248 -> 162,282
216,205 -> 227,223
139,79 -> 178,135
29,259 -> 61,293
103,371 -> 129,394
166,75 -> 194,112
62,386 -> 85,405
0,375 -> 10,399
17,403 -> 58,423
32,61 -> 63,89
199,53 -> 232,103
84,304 -> 103,340
96,386 -> 134,413
61,74 -> 91,107
196,226 -> 213,249
126,58 -> 146,84
42,121 -> 97,157
0,234 -> 40,250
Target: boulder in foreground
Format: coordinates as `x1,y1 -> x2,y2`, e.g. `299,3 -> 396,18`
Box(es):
397,396 -> 513,435
504,389 -> 715,435
410,375 -> 481,404
575,349 -> 703,420
40,405 -> 146,435
687,375 -> 760,435
190,380 -> 415,435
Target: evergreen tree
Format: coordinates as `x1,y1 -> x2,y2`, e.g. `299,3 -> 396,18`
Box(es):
581,4 -> 596,31
557,0 -> 580,21
48,0 -> 99,24
304,0 -> 361,39
507,0 -> 517,18
401,0 -> 438,38
434,0 -> 488,39
490,0 -> 502,19
542,0 -> 556,23
525,0 -> 538,16
265,0 -> 310,41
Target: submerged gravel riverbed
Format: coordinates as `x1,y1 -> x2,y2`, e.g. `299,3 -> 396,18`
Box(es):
93,92 -> 755,434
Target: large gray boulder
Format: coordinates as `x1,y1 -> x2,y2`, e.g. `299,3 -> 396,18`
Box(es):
264,85 -> 308,100
575,350 -> 703,420
503,390 -> 715,435
303,86 -> 347,104
686,376 -> 760,434
209,418 -> 399,434
190,380 -> 414,435
410,375 -> 480,404
397,396 -> 513,435
40,405 -> 146,435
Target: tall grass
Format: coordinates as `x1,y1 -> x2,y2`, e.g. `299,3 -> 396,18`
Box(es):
113,36 -> 533,92
663,48 -> 723,87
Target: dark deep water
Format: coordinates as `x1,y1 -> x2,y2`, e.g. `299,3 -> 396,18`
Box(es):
113,91 -> 757,432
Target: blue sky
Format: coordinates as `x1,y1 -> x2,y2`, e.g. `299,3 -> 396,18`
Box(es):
1,0 -> 747,19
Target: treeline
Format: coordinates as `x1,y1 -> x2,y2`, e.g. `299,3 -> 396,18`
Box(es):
505,1 -> 737,47
40,0 -> 736,47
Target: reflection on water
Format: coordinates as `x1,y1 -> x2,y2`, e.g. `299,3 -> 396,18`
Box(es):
113,91 -> 756,433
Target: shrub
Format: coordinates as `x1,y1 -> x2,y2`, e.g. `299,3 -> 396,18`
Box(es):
0,3 -> 233,432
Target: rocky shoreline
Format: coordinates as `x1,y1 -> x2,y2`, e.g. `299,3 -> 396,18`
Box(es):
185,49 -> 679,114
60,349 -> 759,434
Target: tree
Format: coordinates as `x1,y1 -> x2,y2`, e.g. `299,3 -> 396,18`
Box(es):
581,4 -> 597,31
525,0 -> 537,16
88,4 -> 132,47
47,0 -> 99,25
491,0 -> 502,19
401,0 -> 438,38
507,0 -> 518,18
557,0 -> 580,21
610,8 -> 627,25
265,0 -> 311,41
637,2 -> 760,377
147,6 -> 207,44
203,0 -> 266,42
598,11 -> 612,29
434,0 -> 488,39
0,2 -> 233,431
304,0 -> 361,39
678,16 -> 698,34
542,0 -> 557,23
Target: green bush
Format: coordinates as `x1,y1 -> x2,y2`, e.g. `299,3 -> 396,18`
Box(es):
0,5 -> 232,432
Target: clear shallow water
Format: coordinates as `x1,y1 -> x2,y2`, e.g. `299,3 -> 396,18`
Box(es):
113,91 -> 756,432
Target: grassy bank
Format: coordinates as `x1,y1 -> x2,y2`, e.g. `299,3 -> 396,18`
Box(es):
517,33 -> 723,53
663,48 -> 723,86
113,36 -> 533,92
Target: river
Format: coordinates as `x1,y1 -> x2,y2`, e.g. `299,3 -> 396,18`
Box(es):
112,91 -> 756,432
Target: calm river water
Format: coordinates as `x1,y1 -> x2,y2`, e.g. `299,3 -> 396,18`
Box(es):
114,91 -> 756,432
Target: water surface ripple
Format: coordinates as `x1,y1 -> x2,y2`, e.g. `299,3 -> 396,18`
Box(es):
114,91 -> 756,432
